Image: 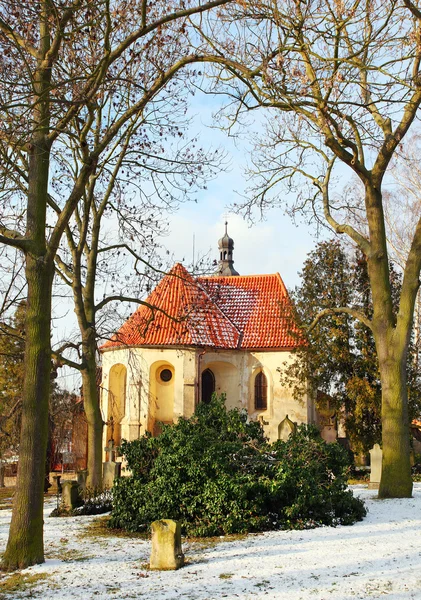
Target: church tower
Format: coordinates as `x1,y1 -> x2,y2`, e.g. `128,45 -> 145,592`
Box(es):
214,222 -> 240,276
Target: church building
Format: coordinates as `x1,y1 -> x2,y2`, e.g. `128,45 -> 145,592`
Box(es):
100,225 -> 317,452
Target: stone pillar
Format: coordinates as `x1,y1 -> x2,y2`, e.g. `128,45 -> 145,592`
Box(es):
182,351 -> 197,418
52,475 -> 62,493
369,444 -> 383,489
61,480 -> 82,511
150,519 -> 184,571
103,461 -> 121,489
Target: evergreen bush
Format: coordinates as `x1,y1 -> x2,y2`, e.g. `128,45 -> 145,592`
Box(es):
109,395 -> 366,536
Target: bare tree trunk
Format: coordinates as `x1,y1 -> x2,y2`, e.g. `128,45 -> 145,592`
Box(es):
82,331 -> 103,488
2,254 -> 53,569
378,348 -> 413,498
2,10 -> 53,560
365,185 -> 413,498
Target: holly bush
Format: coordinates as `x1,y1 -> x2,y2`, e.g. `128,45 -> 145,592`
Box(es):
109,395 -> 366,536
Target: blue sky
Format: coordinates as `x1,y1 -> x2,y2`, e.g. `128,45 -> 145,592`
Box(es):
158,92 -> 322,290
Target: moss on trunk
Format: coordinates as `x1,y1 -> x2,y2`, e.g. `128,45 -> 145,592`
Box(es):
378,353 -> 413,498
1,255 -> 53,570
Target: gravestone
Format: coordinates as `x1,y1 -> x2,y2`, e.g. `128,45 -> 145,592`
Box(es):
278,415 -> 297,441
103,440 -> 121,489
61,480 -> 82,510
150,519 -> 184,570
369,443 -> 382,489
105,438 -> 116,463
103,461 -> 121,489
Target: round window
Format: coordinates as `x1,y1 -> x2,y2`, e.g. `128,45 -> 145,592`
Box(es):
160,368 -> 173,382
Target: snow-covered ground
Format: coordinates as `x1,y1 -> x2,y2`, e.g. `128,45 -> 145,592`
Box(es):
1,484 -> 421,599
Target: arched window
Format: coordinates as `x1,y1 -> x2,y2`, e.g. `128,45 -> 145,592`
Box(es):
201,369 -> 215,404
254,371 -> 267,410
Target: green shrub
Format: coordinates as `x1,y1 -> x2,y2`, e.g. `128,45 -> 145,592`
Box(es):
49,486 -> 112,517
412,462 -> 421,482
109,395 -> 366,536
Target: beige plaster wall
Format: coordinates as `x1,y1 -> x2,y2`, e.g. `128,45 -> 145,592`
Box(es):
101,345 -> 314,450
150,361 -> 175,426
101,346 -> 198,458
200,349 -> 312,443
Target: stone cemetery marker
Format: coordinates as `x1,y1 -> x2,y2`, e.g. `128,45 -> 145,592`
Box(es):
52,475 -> 62,493
103,439 -> 121,488
369,443 -> 382,489
105,438 -> 116,463
61,480 -> 82,511
103,461 -> 121,489
150,519 -> 184,570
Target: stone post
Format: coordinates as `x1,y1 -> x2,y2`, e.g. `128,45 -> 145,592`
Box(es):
103,461 -> 121,489
61,480 -> 82,511
369,444 -> 383,489
150,519 -> 184,570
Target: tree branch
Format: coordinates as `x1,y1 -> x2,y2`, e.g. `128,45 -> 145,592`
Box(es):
308,307 -> 373,332
320,159 -> 371,255
0,16 -> 38,57
51,351 -> 83,372
0,228 -> 29,252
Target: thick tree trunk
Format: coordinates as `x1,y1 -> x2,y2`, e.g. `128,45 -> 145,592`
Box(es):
82,336 -> 103,488
364,184 -> 413,498
378,348 -> 413,498
1,255 -> 53,570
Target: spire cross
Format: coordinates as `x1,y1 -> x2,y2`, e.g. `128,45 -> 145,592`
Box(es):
222,212 -> 230,234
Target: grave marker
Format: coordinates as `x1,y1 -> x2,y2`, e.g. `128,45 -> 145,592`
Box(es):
150,519 -> 184,570
61,480 -> 82,511
369,443 -> 382,489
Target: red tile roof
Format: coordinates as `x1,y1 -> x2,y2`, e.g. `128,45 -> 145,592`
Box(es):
101,263 -> 302,351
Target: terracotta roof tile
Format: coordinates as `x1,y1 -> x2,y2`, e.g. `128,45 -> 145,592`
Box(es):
199,273 -> 301,349
101,264 -> 302,351
102,263 -> 240,350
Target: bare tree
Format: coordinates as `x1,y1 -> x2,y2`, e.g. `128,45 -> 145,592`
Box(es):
196,0 -> 421,497
51,88 -> 224,488
0,0 -> 232,570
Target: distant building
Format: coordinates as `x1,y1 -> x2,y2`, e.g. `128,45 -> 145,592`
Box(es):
99,225 -> 317,454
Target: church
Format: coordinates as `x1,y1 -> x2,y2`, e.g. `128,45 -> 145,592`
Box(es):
99,225 -> 319,453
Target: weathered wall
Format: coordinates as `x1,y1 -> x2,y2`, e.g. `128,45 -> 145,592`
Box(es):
101,345 -> 314,449
201,349 -> 312,442
101,347 -> 198,457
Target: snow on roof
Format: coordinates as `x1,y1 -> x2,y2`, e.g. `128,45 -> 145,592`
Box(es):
101,263 -> 302,351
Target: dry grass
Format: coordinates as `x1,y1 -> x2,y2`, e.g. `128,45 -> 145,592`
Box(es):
0,572 -> 50,598
81,516 -> 150,541
0,488 -> 14,511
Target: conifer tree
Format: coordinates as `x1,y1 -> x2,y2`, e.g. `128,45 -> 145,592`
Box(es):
0,302 -> 25,458
286,241 -> 421,454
